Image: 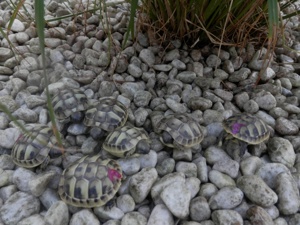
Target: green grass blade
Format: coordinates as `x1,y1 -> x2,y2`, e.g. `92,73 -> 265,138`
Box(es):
35,0 -> 64,151
268,0 -> 279,38
122,0 -> 138,48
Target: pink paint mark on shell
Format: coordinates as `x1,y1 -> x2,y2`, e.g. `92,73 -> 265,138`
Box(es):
231,123 -> 245,134
108,168 -> 122,182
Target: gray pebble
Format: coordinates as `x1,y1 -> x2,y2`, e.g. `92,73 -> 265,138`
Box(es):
237,175 -> 278,207
165,98 -> 187,113
69,209 -> 100,225
160,180 -> 191,219
128,64 -> 142,78
121,211 -> 147,225
228,68 -> 251,82
117,194 -> 135,213
0,169 -> 9,187
67,123 -> 88,135
208,170 -> 236,188
190,196 -> 211,222
204,146 -> 232,165
175,161 -> 197,177
13,167 -> 36,192
0,47 -> 13,62
276,172 -> 300,215
120,82 -> 146,99
151,172 -> 185,203
214,69 -> 229,80
165,49 -> 180,62
0,128 -> 20,149
94,206 -> 124,221
212,158 -> 239,178
12,108 -> 38,122
213,89 -> 233,101
0,191 -> 40,225
130,168 -> 158,203
188,97 -> 212,111
253,91 -> 277,110
211,210 -> 243,225
156,158 -> 175,176
0,155 -> 15,170
28,172 -> 55,197
44,201 -> 69,225
139,150 -> 157,169
255,162 -> 290,189
134,90 -> 152,107
20,57 -> 39,71
193,156 -> 208,182
24,95 -> 46,108
206,55 -> 221,68
81,137 -> 98,155
208,186 -> 243,210
147,204 -> 174,225
118,157 -> 140,176
17,214 -> 46,225
0,96 -> 18,112
268,137 -> 295,167
243,99 -> 259,113
153,64 -> 172,71
287,73 -> 300,87
176,71 -> 196,83
246,206 -> 274,225
139,49 -> 155,66
7,19 -> 25,32
275,117 -> 299,135
39,188 -> 62,210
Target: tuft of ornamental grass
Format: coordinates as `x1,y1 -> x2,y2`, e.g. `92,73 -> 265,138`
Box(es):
139,0 -> 300,48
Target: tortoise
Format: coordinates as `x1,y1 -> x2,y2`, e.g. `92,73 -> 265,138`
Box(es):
58,155 -> 122,208
83,97 -> 128,139
52,88 -> 89,123
11,124 -> 63,168
103,124 -> 150,158
220,113 -> 270,156
157,114 -> 204,150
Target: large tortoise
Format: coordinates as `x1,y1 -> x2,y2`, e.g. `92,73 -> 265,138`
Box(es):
58,155 -> 122,208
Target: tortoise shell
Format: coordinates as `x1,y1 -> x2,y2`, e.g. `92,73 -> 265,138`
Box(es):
158,114 -> 204,148
11,124 -> 60,168
222,113 -> 270,144
58,155 -> 122,208
83,97 -> 128,132
103,125 -> 150,157
52,88 -> 88,123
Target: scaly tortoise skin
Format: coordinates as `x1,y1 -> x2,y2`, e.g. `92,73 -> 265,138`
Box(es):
158,114 -> 204,149
11,124 -> 60,168
221,113 -> 270,155
52,88 -> 89,123
83,97 -> 128,132
58,155 -> 122,208
103,124 -> 150,158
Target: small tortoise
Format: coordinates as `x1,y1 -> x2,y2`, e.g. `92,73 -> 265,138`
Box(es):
83,97 -> 128,139
52,88 -> 89,123
157,114 -> 204,150
11,124 -> 62,168
58,155 -> 122,208
103,124 -> 150,158
220,113 -> 270,156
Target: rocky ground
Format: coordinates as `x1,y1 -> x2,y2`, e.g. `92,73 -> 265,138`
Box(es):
0,0 -> 300,225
